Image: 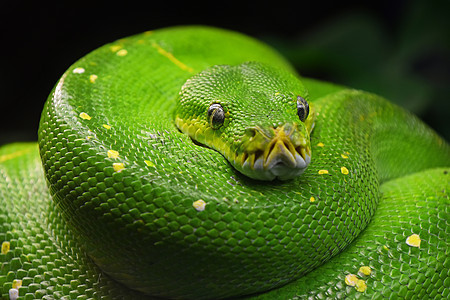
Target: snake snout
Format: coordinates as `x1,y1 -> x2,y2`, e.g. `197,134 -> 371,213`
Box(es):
239,125 -> 311,180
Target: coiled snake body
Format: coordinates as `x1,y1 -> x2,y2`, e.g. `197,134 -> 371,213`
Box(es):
0,26 -> 449,299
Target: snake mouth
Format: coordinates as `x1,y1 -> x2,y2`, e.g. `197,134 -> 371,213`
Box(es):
237,126 -> 311,181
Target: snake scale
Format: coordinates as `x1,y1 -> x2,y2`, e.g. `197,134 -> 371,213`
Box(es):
1,26 -> 449,300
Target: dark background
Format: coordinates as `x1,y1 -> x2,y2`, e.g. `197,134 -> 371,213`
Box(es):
1,0 -> 449,146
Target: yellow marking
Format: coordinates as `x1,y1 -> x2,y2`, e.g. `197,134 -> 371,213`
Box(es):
144,160 -> 155,167
79,112 -> 91,120
317,142 -> 325,147
355,279 -> 367,292
406,234 -> 421,247
116,49 -> 128,56
113,162 -> 125,172
193,199 -> 206,212
358,266 -> 372,276
383,245 -> 389,250
151,41 -> 194,72
1,241 -> 10,254
310,196 -> 315,203
89,74 -> 98,83
0,148 -> 33,163
107,150 -> 119,159
144,30 -> 153,36
274,92 -> 280,96
12,279 -> 22,289
341,166 -> 349,175
87,136 -> 94,140
73,67 -> 85,74
318,170 -> 329,175
341,154 -> 348,159
345,274 -> 358,286
103,124 -> 111,129
110,45 -> 122,52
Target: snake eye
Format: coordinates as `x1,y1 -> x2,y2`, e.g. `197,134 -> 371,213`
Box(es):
208,103 -> 225,129
297,96 -> 309,122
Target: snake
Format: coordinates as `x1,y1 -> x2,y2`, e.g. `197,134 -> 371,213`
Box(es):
0,26 -> 449,300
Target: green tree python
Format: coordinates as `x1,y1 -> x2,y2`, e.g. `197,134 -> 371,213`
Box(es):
0,26 -> 449,299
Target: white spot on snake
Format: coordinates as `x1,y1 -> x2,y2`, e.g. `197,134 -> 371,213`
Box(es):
406,234 -> 421,247
73,67 -> 85,74
193,200 -> 206,211
9,288 -> 18,300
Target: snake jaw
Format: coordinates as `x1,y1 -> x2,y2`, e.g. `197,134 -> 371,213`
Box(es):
237,125 -> 311,181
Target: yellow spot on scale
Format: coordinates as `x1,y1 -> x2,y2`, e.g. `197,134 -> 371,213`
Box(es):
317,142 -> 325,147
358,266 -> 372,276
12,279 -> 22,289
406,233 -> 421,247
345,274 -> 358,286
341,154 -> 349,159
383,245 -> 389,251
103,124 -> 111,129
1,241 -> 10,254
73,67 -> 85,74
113,162 -> 125,172
116,49 -> 128,56
107,150 -> 119,159
110,45 -> 122,52
89,74 -> 98,83
345,274 -> 367,292
341,166 -> 349,175
355,279 -> 367,292
144,160 -> 155,167
193,199 -> 206,212
310,196 -> 315,203
79,112 -> 91,120
318,170 -> 329,175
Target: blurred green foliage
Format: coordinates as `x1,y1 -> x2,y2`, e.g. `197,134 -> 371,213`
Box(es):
263,0 -> 450,140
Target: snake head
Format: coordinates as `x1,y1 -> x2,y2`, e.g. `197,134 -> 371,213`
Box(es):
175,62 -> 316,181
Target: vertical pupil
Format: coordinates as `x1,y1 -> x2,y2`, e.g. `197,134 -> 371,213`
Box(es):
297,96 -> 309,122
208,104 -> 224,128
